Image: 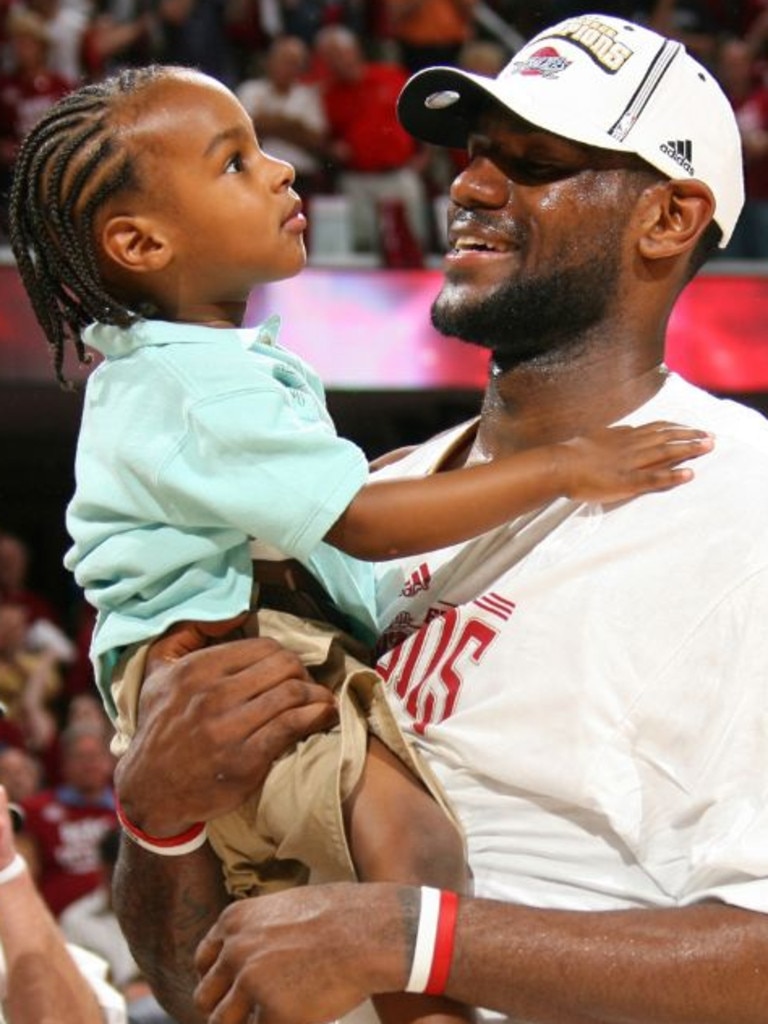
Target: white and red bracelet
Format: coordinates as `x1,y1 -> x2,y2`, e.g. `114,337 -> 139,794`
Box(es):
405,886 -> 460,996
115,797 -> 208,856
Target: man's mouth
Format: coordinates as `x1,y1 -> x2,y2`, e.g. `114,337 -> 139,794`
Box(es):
452,235 -> 509,252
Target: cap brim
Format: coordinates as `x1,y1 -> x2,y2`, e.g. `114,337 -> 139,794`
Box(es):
397,67 -> 502,149
396,64 -> 630,155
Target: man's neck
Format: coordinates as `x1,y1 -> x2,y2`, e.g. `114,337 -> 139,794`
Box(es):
460,357 -> 670,467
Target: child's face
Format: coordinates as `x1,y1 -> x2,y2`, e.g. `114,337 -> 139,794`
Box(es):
101,71 -> 307,324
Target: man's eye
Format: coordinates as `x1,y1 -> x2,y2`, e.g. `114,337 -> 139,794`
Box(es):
224,153 -> 243,174
515,160 -> 565,181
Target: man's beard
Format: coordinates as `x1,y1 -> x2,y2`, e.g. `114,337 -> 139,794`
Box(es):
431,244 -> 623,372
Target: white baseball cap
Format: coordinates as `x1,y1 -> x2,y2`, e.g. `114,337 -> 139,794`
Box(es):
398,13 -> 743,246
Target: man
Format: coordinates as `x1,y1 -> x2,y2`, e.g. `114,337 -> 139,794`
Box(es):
112,13 -> 768,1024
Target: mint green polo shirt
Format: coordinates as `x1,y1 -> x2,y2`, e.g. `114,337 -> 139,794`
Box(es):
65,317 -> 373,712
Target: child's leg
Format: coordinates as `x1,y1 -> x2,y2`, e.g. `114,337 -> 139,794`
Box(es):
343,736 -> 474,1024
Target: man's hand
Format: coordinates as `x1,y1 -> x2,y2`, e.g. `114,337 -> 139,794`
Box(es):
115,619 -> 339,838
194,882 -> 414,1024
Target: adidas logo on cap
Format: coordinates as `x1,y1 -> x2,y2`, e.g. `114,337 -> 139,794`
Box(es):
660,139 -> 694,175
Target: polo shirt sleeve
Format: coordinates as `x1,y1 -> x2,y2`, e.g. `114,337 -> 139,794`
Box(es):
154,380 -> 369,563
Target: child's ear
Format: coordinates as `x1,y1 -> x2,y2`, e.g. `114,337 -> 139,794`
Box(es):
100,215 -> 172,274
637,179 -> 716,260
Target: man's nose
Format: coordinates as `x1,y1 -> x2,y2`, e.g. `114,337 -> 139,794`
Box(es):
449,156 -> 510,209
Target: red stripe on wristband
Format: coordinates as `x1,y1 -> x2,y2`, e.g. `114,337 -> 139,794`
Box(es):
424,889 -> 459,996
115,795 -> 206,851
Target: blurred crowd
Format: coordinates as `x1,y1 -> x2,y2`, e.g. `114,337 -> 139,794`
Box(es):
0,526 -> 174,1022
0,0 -> 767,261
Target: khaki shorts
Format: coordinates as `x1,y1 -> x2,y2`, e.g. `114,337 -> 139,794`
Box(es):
111,608 -> 459,899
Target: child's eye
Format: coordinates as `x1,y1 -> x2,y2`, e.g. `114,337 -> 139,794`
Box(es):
224,153 -> 244,174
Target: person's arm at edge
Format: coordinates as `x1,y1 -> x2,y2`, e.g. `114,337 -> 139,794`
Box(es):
195,881 -> 768,1024
0,787 -> 104,1024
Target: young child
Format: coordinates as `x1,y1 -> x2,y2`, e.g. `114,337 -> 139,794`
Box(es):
8,65 -> 711,1024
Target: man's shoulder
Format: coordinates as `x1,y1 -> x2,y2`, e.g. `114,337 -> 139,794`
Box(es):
373,418 -> 479,479
643,375 -> 768,451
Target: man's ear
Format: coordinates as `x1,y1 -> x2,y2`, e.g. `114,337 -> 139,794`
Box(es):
637,179 -> 716,260
100,215 -> 172,274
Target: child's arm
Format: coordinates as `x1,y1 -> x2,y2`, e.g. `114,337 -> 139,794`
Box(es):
325,421 -> 713,560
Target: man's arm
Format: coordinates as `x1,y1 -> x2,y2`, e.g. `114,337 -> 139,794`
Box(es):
112,626 -> 338,1021
114,841 -> 226,1024
194,882 -> 768,1024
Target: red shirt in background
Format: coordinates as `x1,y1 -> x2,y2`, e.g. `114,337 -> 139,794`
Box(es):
322,62 -> 416,172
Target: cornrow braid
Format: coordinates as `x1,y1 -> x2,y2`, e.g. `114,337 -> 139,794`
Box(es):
8,65 -> 169,387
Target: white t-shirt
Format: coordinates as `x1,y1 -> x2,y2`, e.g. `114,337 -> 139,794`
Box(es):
372,374 -> 768,1022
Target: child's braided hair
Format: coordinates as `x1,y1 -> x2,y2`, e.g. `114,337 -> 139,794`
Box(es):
8,64 -> 169,386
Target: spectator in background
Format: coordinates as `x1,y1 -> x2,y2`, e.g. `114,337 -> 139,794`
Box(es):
0,746 -> 43,805
0,531 -> 76,685
21,723 -> 116,917
0,746 -> 43,875
0,8 -> 72,231
80,0 -> 158,81
0,601 -> 61,756
63,597 -> 98,699
314,24 -> 430,252
223,0 -> 271,81
66,692 -> 114,741
237,34 -> 329,200
0,784 -> 126,1024
277,0 -> 368,46
385,0 -> 478,73
156,0 -> 238,87
61,828 -> 176,1024
0,531 -> 63,632
23,0 -> 91,82
714,33 -> 768,258
456,34 -> 508,73
688,0 -> 768,39
640,0 -> 722,65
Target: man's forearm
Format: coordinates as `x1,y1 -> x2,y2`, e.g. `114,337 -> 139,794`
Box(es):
194,882 -> 768,1024
113,836 -> 229,1024
447,898 -> 768,1024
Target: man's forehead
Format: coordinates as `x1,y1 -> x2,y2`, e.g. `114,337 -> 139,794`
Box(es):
469,101 -> 589,151
470,101 -> 657,170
